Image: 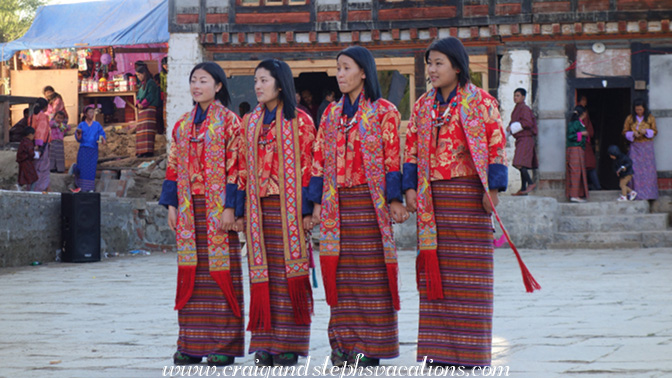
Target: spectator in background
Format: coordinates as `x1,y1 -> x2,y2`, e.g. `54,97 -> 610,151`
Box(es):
566,105 -> 589,203
43,86 -> 69,123
9,108 -> 30,143
316,89 -> 336,130
49,111 -> 70,173
622,99 -> 658,200
73,105 -> 106,192
238,101 -> 251,118
16,127 -> 38,191
300,89 -> 319,120
29,98 -> 51,192
135,64 -> 160,157
295,92 -> 312,119
507,88 -> 538,195
578,96 -> 601,191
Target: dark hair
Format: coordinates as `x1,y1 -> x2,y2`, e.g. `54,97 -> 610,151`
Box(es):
425,37 -> 471,87
161,57 -> 168,73
55,111 -> 66,118
189,62 -> 232,107
239,101 -> 251,117
43,85 -> 55,93
515,88 -> 527,97
81,106 -> 96,122
631,98 -> 650,120
570,105 -> 586,122
23,108 -> 29,117
23,126 -> 35,136
255,59 -> 297,120
33,98 -> 48,114
323,88 -> 336,98
136,65 -> 153,82
134,60 -> 147,70
337,46 -> 382,101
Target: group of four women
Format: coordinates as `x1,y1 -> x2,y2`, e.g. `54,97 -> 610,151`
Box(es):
159,37 -> 512,369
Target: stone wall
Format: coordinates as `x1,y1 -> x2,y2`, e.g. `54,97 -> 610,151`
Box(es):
0,191 -> 176,268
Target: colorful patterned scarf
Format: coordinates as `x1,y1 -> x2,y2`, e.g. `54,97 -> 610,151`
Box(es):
245,103 -> 312,331
320,96 -> 400,311
174,101 -> 241,317
416,85 -> 540,296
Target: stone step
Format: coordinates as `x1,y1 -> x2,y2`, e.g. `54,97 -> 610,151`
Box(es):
641,230 -> 672,248
547,241 -> 643,250
557,213 -> 669,233
549,230 -> 672,249
532,189 -> 627,202
558,201 -> 650,216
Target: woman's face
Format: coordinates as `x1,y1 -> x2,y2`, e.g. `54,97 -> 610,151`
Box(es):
136,71 -> 145,82
254,68 -> 280,105
190,69 -> 221,105
44,89 -> 54,99
579,112 -> 587,121
85,109 -> 95,120
635,105 -> 645,117
336,55 -> 365,96
426,50 -> 460,90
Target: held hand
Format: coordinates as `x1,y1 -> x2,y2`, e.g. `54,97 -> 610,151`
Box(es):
581,131 -> 589,136
137,103 -> 144,110
405,189 -> 418,213
482,190 -> 499,214
390,200 -> 409,223
312,203 -> 321,224
168,206 -> 177,231
303,215 -> 314,231
234,217 -> 245,233
220,208 -> 235,231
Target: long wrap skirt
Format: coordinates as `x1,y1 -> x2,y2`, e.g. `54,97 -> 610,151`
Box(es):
75,146 -> 98,192
136,106 -> 157,155
629,141 -> 659,200
565,146 -> 588,199
49,139 -> 66,172
31,143 -> 50,191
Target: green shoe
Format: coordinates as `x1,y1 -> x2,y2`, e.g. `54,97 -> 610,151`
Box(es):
207,354 -> 234,366
173,351 -> 201,365
255,351 -> 273,367
273,352 -> 299,366
330,349 -> 349,367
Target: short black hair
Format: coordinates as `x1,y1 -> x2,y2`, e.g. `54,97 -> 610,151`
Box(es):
571,105 -> 586,122
23,108 -> 29,117
43,85 -> 55,93
55,111 -> 66,118
24,127 -> 35,136
256,59 -> 297,120
189,62 -> 232,107
515,88 -> 527,97
239,101 -> 251,116
425,37 -> 471,87
33,98 -> 48,114
337,46 -> 382,101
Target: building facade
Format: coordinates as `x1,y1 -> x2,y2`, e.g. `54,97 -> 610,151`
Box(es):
167,0 -> 672,193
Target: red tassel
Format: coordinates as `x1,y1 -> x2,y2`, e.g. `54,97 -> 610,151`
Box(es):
211,270 -> 242,318
174,266 -> 196,310
386,263 -> 400,311
320,255 -> 339,307
288,276 -> 313,325
247,282 -> 272,331
419,249 -> 444,300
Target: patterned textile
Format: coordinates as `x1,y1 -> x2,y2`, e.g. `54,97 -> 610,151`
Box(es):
49,120 -> 70,141
29,112 -> 51,146
171,102 -> 242,315
327,185 -> 398,359
628,141 -> 659,200
565,146 -> 588,199
583,114 -> 596,170
249,195 -> 311,356
417,178 -> 493,367
32,143 -> 50,191
49,140 -> 66,172
178,195 -> 245,358
510,103 -> 538,169
46,96 -> 68,122
623,114 -> 657,143
75,145 -> 98,192
242,104 -> 313,331
318,97 -> 400,311
136,106 -> 157,155
17,138 -> 38,186
312,95 -> 401,187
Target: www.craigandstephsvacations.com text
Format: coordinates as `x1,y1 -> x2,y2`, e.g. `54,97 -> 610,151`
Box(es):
162,356 -> 511,377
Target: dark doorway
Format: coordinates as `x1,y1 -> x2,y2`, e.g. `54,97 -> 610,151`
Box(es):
294,72 -> 340,124
576,88 -> 631,190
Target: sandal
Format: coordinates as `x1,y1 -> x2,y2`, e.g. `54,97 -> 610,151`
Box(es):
330,349 -> 349,367
273,352 -> 299,366
255,351 -> 273,367
173,351 -> 201,365
207,354 -> 234,366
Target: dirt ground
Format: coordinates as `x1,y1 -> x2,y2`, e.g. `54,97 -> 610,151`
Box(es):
1,126 -> 168,201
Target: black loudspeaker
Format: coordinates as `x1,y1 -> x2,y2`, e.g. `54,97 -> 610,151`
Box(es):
61,192 -> 101,263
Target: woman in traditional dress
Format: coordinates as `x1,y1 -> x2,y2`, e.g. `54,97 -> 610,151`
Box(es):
73,106 -> 106,192
623,99 -> 658,200
135,64 -> 160,157
507,88 -> 538,195
566,105 -> 589,202
403,37 -> 509,368
43,86 -> 69,123
29,98 -> 52,191
238,59 -> 316,367
159,62 -> 244,366
310,46 -> 408,367
49,111 -> 69,173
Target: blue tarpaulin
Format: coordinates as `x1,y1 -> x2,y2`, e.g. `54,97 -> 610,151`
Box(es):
1,0 -> 168,62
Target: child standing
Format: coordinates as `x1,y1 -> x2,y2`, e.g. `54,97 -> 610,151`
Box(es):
49,111 -> 70,173
16,127 -> 38,190
73,106 -> 106,192
608,145 -> 637,201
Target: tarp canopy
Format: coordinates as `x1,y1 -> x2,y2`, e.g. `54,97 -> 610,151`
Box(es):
0,0 -> 168,62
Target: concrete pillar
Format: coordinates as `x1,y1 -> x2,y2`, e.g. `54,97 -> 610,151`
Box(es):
536,54 -> 568,183
649,55 -> 672,172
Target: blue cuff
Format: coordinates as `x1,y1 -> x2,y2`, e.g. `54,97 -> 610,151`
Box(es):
308,177 -> 323,205
225,183 -> 237,209
488,163 -> 508,192
235,189 -> 246,218
159,180 -> 178,209
302,187 -> 314,216
402,163 -> 418,192
386,171 -> 403,203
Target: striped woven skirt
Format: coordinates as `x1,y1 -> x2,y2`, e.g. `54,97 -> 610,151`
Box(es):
328,184 -> 399,359
49,139 -> 66,172
565,146 -> 588,199
249,195 -> 311,356
629,141 -> 659,200
31,143 -> 50,192
136,106 -> 156,156
75,146 -> 98,192
417,177 -> 493,367
177,195 -> 245,358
